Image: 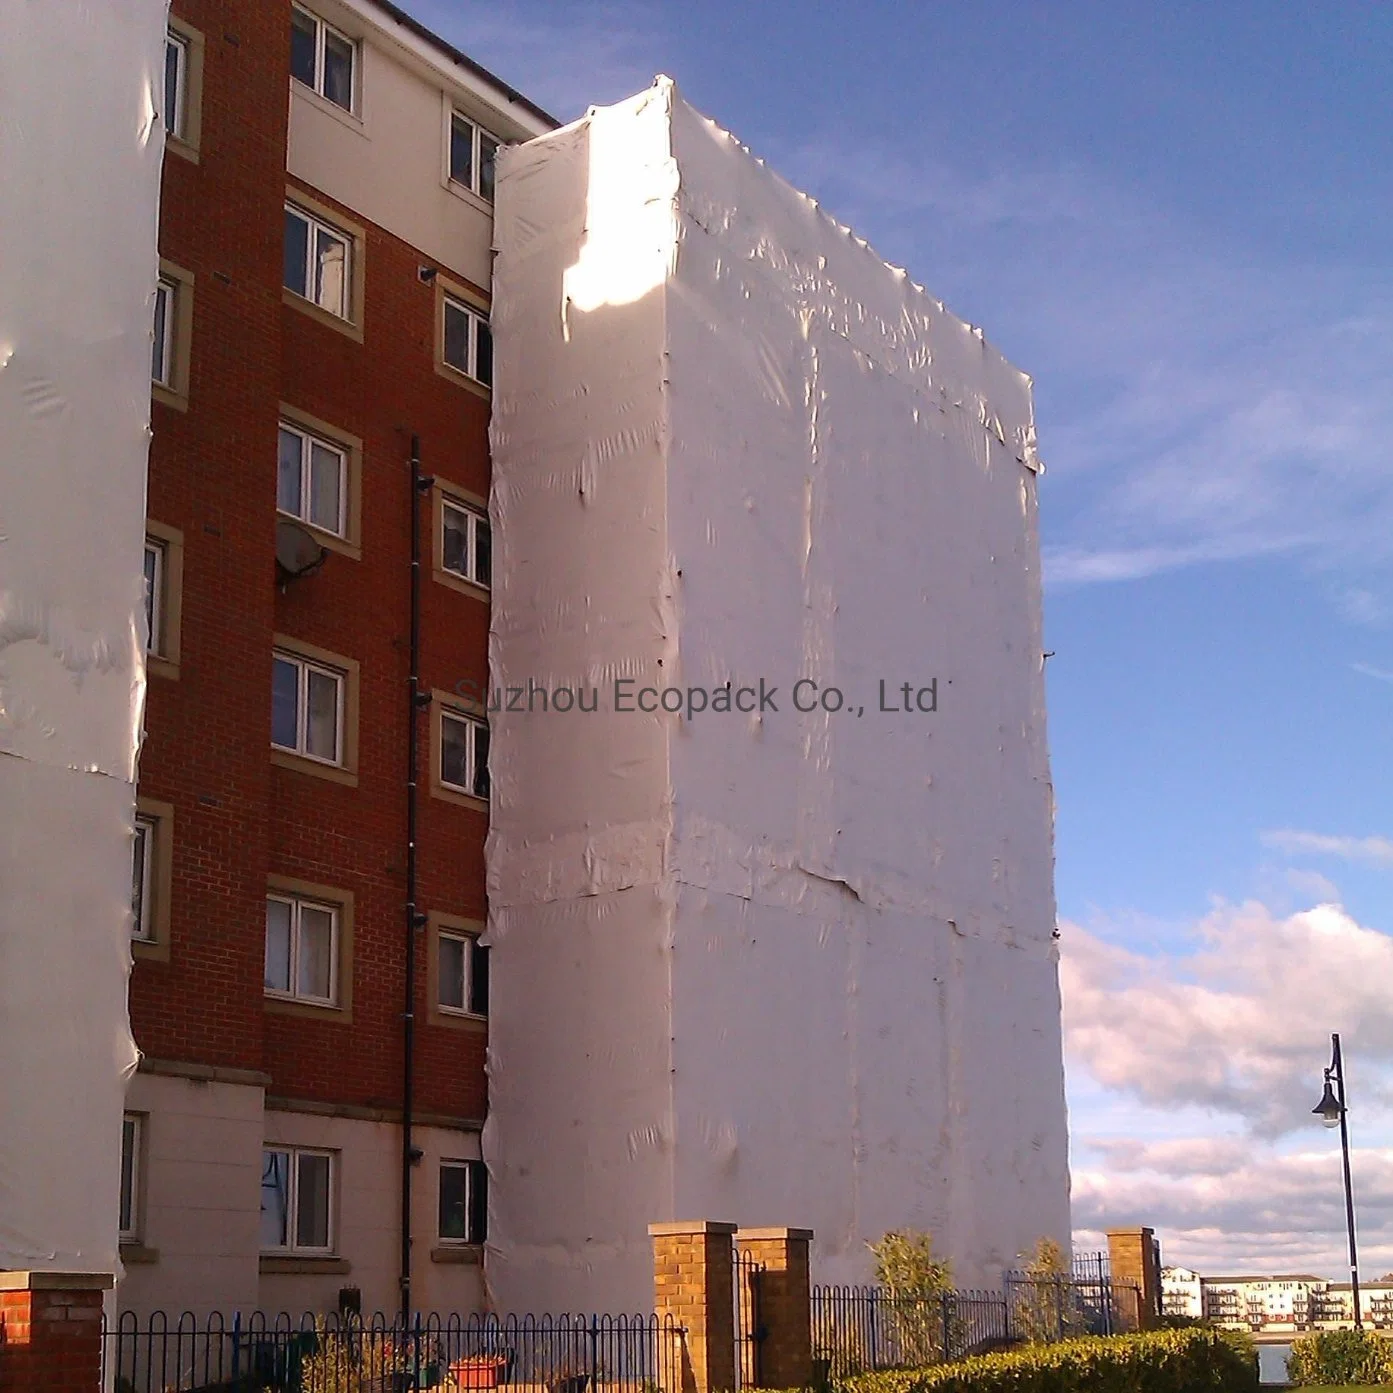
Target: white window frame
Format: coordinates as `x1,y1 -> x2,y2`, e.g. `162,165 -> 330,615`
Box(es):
164,28 -> 190,140
290,5 -> 356,112
272,649 -> 345,766
132,814 -> 156,942
439,707 -> 488,800
437,1158 -> 486,1244
436,928 -> 482,1018
284,202 -> 353,321
261,1145 -> 336,1254
441,295 -> 491,388
143,538 -> 165,655
278,420 -> 348,538
448,111 -> 501,201
120,1113 -> 143,1241
264,892 -> 340,1006
152,276 -> 176,387
440,497 -> 490,589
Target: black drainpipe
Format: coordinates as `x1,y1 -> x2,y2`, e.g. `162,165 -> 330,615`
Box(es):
402,433 -> 431,1321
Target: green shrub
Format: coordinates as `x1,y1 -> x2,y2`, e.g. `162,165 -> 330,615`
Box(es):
845,1326 -> 1257,1393
1287,1328 -> 1393,1386
868,1231 -> 956,1366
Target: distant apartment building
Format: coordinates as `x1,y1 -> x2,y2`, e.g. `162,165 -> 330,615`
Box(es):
1162,1268 -> 1393,1333
121,0 -> 551,1319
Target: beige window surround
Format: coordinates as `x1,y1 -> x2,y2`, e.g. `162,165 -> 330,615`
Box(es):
432,272 -> 490,398
278,403 -> 363,559
430,480 -> 489,603
145,519 -> 185,679
152,258 -> 195,412
426,912 -> 487,1033
283,185 -> 366,343
132,796 -> 174,964
165,16 -> 206,163
270,634 -> 360,787
428,688 -> 488,812
264,873 -> 355,1025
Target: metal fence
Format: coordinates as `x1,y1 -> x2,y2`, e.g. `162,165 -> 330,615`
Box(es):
813,1266 -> 1141,1376
734,1248 -> 766,1390
103,1310 -> 689,1393
811,1285 -> 1011,1376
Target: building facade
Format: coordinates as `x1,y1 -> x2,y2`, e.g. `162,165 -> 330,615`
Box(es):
120,0 -> 551,1319
1161,1268 -> 1393,1334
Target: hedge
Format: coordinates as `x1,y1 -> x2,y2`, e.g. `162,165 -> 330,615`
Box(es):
1287,1328 -> 1393,1386
844,1327 -> 1257,1393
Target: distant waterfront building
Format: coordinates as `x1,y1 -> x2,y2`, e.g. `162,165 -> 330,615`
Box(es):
1161,1266 -> 1203,1320
1161,1268 -> 1393,1333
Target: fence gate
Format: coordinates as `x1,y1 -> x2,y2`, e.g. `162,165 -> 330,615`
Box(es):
734,1248 -> 766,1389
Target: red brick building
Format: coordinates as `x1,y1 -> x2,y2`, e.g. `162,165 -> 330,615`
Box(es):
122,0 -> 552,1318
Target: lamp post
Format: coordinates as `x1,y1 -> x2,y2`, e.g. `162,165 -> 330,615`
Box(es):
1313,1032 -> 1362,1330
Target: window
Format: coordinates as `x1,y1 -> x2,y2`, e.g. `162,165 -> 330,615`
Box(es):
265,892 -> 339,1004
152,276 -> 176,387
284,203 -> 352,320
144,521 -> 184,672
152,261 -> 194,406
130,798 -> 174,957
441,295 -> 492,388
143,539 -> 164,655
120,1113 -> 142,1241
132,814 -> 156,942
278,422 -> 347,537
449,112 -> 501,202
440,708 -> 489,800
290,6 -> 355,112
272,649 -> 344,765
441,498 -> 491,589
437,929 -> 489,1017
261,1146 -> 334,1252
164,29 -> 189,141
438,1159 -> 487,1244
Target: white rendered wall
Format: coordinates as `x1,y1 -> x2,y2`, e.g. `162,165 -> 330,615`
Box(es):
0,2 -> 160,1277
486,78 -> 1069,1314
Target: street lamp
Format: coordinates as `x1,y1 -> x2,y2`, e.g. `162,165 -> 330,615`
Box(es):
1312,1032 -> 1362,1330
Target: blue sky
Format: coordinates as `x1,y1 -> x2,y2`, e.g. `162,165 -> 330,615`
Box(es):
416,0 -> 1393,1275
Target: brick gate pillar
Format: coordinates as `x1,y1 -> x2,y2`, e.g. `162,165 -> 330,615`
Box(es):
735,1227 -> 813,1389
0,1271 -> 112,1393
650,1221 -> 737,1393
1107,1228 -> 1161,1330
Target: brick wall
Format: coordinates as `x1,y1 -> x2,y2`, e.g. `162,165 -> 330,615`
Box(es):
131,0 -> 492,1123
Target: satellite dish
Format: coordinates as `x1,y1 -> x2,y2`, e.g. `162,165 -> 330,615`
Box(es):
275,517 -> 328,586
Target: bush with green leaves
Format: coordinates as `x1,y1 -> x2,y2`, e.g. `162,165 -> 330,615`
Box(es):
1287,1328 -> 1393,1386
867,1230 -> 955,1367
845,1326 -> 1257,1393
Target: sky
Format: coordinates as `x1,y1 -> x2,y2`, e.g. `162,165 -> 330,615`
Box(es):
414,0 -> 1393,1278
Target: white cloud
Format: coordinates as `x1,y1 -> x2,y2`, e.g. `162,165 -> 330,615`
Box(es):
1060,904 -> 1393,1136
1354,663 -> 1393,686
1063,905 -> 1393,1274
1072,1140 -> 1393,1277
1262,830 -> 1393,869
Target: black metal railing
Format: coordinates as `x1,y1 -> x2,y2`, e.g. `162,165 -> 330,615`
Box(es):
103,1309 -> 688,1393
734,1248 -> 767,1390
813,1265 -> 1140,1376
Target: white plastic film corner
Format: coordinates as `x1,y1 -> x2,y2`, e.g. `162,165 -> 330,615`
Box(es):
486,77 -> 1070,1313
0,0 -> 159,1277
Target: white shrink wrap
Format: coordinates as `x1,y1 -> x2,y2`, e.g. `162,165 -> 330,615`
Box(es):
487,78 -> 1069,1313
0,2 -> 160,1276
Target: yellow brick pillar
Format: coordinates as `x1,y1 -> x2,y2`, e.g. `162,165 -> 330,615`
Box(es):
651,1221 -> 738,1393
735,1228 -> 813,1390
1107,1227 -> 1161,1330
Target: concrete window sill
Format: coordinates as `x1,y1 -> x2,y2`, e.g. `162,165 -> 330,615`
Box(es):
260,1254 -> 351,1275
